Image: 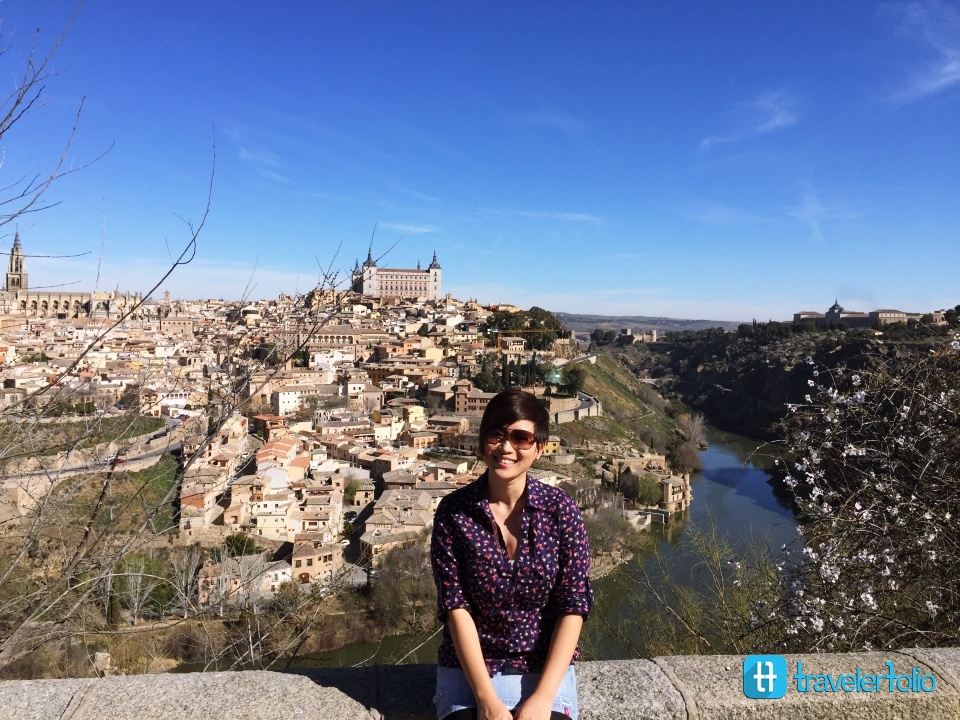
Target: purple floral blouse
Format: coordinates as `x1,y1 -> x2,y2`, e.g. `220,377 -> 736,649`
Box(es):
430,472 -> 593,676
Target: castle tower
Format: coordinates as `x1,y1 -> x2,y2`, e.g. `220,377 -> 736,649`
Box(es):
6,232 -> 27,292
361,246 -> 379,297
428,251 -> 441,301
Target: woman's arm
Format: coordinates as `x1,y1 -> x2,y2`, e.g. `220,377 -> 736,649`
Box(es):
513,613 -> 584,720
447,608 -> 513,720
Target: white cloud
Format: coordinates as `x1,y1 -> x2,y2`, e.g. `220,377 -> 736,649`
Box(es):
385,183 -> 440,204
237,145 -> 292,183
238,147 -> 283,168
790,190 -> 827,243
691,200 -> 774,226
256,168 -> 293,184
888,0 -> 960,101
377,223 -> 439,235
512,108 -> 588,139
700,89 -> 800,149
468,205 -> 601,224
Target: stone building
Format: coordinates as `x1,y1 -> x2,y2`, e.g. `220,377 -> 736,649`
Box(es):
0,233 -> 143,319
351,248 -> 442,301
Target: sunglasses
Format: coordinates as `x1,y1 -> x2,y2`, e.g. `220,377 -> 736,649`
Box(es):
484,427 -> 537,450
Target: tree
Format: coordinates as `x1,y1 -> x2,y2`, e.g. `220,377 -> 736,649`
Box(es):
776,339 -> 960,651
637,473 -> 663,506
562,363 -> 587,395
473,371 -> 501,393
583,502 -> 638,556
369,533 -> 437,633
677,412 -> 706,449
168,545 -> 202,619
590,329 -> 618,346
225,533 -> 260,557
0,9 -> 359,670
0,7 -> 103,229
611,522 -> 783,658
343,479 -> 361,504
624,335 -> 960,658
116,553 -> 164,625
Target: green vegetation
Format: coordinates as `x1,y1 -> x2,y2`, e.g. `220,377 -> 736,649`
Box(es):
544,350 -> 701,477
594,332 -> 960,659
561,363 -> 587,394
485,306 -> 567,351
0,414 -> 165,459
224,533 -> 260,557
64,454 -> 179,533
653,311 -> 960,439
620,471 -> 662,506
579,354 -> 675,453
583,506 -> 646,556
369,533 -> 437,634
595,522 -> 782,658
343,479 -> 361,504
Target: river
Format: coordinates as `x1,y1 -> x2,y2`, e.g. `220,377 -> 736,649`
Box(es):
290,426 -> 798,668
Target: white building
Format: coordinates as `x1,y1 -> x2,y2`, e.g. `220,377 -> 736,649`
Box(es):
351,249 -> 442,301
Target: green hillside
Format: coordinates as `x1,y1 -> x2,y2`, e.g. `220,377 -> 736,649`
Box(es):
552,353 -> 677,455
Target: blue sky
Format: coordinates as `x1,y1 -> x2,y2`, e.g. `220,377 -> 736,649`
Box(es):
1,1 -> 957,322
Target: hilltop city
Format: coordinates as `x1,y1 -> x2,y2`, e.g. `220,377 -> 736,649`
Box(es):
0,234 -> 951,620
1,236 -> 697,620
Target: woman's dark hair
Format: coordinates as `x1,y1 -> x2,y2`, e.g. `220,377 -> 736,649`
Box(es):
476,389 -> 549,458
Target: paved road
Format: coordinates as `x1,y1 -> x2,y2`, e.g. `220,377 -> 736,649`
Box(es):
5,442 -> 182,481
341,562 -> 369,588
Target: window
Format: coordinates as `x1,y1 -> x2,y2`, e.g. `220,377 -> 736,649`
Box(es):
295,560 -> 301,568
307,558 -> 313,566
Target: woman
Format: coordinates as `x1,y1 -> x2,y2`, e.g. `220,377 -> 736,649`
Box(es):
431,389 -> 592,720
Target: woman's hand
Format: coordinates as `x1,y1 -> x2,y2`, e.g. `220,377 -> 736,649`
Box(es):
476,691 -> 514,720
512,690 -> 554,720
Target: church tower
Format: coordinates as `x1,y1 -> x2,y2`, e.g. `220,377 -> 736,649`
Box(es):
6,232 -> 27,292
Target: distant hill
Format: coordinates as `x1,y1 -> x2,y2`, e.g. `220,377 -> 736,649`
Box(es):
553,312 -> 742,335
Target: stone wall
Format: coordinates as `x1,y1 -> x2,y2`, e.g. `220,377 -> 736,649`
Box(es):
1,650 -> 958,719
549,392 -> 602,425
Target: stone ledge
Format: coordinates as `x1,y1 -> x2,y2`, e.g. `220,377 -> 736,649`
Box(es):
0,650 -> 956,719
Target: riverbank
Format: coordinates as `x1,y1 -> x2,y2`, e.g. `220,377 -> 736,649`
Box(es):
589,551 -> 634,580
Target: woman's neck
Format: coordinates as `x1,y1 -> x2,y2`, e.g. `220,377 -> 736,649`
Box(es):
485,470 -> 527,510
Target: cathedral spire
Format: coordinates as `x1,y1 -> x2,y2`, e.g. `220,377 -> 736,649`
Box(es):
6,231 -> 27,292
